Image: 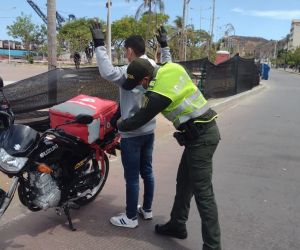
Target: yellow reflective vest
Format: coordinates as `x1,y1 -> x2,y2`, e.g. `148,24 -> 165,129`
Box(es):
148,62 -> 210,128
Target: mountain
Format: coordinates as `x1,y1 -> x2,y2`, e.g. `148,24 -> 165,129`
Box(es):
222,36 -> 276,59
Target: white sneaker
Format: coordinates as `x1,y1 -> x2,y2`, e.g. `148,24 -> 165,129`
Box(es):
110,213 -> 138,228
137,205 -> 153,220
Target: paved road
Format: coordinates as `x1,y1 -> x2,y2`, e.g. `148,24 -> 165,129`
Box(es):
0,68 -> 299,250
214,69 -> 300,250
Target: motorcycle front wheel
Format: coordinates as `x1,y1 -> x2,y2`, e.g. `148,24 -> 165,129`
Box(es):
74,153 -> 109,206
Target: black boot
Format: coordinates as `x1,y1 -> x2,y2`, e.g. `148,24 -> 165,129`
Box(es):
155,222 -> 187,239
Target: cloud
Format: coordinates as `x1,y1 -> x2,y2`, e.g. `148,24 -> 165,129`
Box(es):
232,8 -> 300,20
232,8 -> 244,14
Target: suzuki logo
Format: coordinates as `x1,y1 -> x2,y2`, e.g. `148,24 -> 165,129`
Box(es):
40,144 -> 58,158
14,144 -> 21,150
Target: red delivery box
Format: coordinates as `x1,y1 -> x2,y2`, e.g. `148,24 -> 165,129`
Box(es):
49,94 -> 118,144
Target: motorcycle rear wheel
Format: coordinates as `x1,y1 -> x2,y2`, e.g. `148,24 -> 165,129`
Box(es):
74,153 -> 109,206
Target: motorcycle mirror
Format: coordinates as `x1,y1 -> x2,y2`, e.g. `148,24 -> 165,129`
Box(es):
0,77 -> 3,89
75,114 -> 93,124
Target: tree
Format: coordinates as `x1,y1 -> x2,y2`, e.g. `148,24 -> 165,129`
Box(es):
167,16 -> 183,60
7,13 -> 37,52
7,13 -> 47,63
111,16 -> 137,63
33,24 -> 48,58
57,18 -> 99,57
137,13 -> 169,60
168,16 -> 211,61
125,0 -> 165,39
111,14 -> 168,63
291,47 -> 300,72
111,16 -> 137,47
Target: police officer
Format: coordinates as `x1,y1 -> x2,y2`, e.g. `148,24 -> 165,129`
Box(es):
118,58 -> 221,250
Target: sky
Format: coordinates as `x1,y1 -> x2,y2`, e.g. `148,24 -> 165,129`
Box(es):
1,0 -> 300,42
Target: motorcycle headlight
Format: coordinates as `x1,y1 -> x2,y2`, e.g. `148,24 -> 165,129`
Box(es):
0,148 -> 28,174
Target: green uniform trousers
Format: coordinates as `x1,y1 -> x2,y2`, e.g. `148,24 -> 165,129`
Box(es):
170,123 -> 221,250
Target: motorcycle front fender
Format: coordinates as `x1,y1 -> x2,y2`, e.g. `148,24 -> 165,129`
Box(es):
0,176 -> 19,218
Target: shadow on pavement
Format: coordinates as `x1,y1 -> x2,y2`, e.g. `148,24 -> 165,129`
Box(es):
0,194 -> 192,250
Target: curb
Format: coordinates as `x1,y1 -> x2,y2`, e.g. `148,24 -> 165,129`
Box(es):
3,81 -> 15,86
208,84 -> 266,113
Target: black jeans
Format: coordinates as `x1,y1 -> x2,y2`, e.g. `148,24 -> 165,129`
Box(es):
170,123 -> 221,250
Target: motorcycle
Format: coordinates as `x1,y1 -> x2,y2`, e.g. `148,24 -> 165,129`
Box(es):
0,77 -> 120,231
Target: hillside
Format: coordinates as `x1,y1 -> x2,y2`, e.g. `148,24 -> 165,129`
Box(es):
225,36 -> 276,58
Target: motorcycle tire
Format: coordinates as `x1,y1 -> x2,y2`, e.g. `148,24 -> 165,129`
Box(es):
74,153 -> 109,206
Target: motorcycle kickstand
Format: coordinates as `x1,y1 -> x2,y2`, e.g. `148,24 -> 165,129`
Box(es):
63,205 -> 76,231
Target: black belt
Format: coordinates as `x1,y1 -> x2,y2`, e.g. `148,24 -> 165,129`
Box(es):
193,119 -> 216,131
174,119 -> 216,146
178,118 -> 216,132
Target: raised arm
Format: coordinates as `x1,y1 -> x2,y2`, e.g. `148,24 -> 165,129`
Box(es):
91,22 -> 127,87
157,26 -> 172,63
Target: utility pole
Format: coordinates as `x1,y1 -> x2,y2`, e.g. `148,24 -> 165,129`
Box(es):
181,0 -> 190,61
8,40 -> 11,64
47,0 -> 57,105
47,0 -> 57,70
208,0 -> 215,59
190,6 -> 211,49
106,0 -> 112,60
273,40 -> 277,59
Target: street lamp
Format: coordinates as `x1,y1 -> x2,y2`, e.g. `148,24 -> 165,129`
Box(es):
190,6 -> 211,58
190,6 -> 211,33
0,6 -> 17,64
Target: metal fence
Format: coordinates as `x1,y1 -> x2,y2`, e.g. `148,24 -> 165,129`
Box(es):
177,55 -> 260,98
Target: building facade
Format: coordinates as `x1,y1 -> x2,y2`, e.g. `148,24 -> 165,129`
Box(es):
288,19 -> 300,50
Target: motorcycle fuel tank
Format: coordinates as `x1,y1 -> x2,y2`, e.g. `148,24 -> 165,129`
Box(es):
32,131 -> 91,166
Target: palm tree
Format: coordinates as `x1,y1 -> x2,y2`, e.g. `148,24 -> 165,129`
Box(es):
173,15 -> 183,29
133,0 -> 164,20
125,0 -> 165,38
168,16 -> 184,60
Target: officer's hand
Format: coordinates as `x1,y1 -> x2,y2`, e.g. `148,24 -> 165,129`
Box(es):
156,25 -> 168,48
90,21 -> 105,48
110,106 -> 121,128
116,118 -> 123,129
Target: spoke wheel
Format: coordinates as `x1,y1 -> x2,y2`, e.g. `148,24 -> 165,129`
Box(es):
74,153 -> 109,206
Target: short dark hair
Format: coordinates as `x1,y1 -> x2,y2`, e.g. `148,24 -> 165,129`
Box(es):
124,35 -> 145,56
